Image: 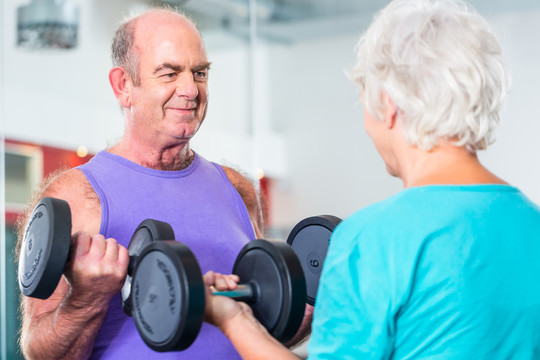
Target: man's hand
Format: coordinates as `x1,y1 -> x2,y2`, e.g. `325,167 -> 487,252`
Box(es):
65,232 -> 130,308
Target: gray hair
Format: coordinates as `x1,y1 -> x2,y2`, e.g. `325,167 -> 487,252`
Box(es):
353,0 -> 510,152
111,7 -> 198,86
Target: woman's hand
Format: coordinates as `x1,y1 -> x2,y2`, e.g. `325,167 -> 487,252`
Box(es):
203,271 -> 253,331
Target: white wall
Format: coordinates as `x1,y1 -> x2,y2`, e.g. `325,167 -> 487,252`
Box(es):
2,0 -> 539,234
478,9 -> 540,208
265,32 -> 402,229
3,0 -> 128,151
265,8 -> 540,231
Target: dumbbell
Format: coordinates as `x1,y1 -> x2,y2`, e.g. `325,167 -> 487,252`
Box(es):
18,196 -> 203,351
129,215 -> 342,352
17,197 -> 175,304
286,215 -> 342,305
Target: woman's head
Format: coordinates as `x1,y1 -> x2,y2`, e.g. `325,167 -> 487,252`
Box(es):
353,0 -> 509,153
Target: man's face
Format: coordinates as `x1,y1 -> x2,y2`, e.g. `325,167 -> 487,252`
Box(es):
128,16 -> 210,145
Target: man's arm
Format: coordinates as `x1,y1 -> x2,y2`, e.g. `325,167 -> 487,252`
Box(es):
17,169 -> 129,360
222,166 -> 265,238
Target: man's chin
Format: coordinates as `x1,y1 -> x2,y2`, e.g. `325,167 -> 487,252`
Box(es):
170,124 -> 200,141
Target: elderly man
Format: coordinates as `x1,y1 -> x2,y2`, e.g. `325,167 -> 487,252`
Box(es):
19,8 -> 270,360
203,0 -> 540,358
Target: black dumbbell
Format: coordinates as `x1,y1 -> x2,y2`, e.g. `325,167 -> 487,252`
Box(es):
130,238 -> 306,352
286,215 -> 342,306
129,215 -> 342,352
18,197 -> 174,304
18,196 -> 202,351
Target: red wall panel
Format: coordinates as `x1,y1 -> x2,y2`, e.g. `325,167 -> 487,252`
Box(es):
4,138 -> 93,225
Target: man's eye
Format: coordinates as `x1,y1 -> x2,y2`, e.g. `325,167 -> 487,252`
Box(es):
194,71 -> 208,80
163,73 -> 177,78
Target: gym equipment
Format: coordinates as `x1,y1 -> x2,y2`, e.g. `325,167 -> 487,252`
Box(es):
19,197 -> 72,299
18,196 -> 198,351
19,196 -> 337,352
18,197 -> 173,303
131,238 -> 306,351
224,240 -> 305,343
286,215 -> 342,305
130,240 -> 205,352
121,219 -> 176,316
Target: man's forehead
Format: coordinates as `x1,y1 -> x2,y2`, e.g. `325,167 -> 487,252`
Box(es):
133,23 -> 207,58
134,10 -> 199,38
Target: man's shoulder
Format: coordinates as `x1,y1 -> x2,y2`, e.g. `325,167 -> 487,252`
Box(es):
17,167 -> 101,241
43,168 -> 93,200
41,168 -> 100,228
220,165 -> 264,237
219,165 -> 260,211
220,165 -> 253,189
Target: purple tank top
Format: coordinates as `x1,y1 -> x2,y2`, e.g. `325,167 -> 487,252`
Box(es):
78,150 -> 255,359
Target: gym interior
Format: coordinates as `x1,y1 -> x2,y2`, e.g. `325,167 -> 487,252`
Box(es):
1,0 -> 539,358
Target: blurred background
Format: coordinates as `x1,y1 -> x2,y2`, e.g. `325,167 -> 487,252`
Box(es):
1,0 -> 539,357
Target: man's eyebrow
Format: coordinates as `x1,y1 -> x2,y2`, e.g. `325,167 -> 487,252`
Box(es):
153,63 -> 183,74
153,62 -> 212,75
192,62 -> 212,72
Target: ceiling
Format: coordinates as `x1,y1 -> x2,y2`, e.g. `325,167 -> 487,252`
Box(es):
156,0 -> 540,43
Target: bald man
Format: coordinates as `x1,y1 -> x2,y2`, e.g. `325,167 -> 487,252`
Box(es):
18,8 -> 270,359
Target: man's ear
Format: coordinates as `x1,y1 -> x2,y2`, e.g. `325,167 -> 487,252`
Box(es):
381,92 -> 398,129
109,67 -> 132,108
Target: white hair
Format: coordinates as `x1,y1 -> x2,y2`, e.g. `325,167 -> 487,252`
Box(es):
352,0 -> 510,152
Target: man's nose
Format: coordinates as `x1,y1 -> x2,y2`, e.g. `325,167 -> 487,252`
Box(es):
175,72 -> 199,100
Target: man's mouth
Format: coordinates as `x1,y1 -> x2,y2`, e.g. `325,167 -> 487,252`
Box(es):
168,106 -> 196,112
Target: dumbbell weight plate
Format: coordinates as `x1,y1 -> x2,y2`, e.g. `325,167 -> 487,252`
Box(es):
122,219 -> 176,316
232,240 -> 306,344
18,197 -> 72,299
131,241 -> 205,352
286,215 -> 342,306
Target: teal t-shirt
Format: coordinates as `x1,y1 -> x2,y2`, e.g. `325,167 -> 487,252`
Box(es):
308,185 -> 540,359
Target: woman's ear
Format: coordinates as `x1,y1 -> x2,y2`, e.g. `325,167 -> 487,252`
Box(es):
109,67 -> 132,108
381,92 -> 398,129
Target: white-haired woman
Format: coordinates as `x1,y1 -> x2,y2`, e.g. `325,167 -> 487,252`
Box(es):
203,1 -> 540,358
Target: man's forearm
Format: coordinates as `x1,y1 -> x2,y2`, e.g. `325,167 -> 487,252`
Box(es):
22,296 -> 109,360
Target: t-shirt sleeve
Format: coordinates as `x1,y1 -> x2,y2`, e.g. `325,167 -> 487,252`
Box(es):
307,218 -> 396,360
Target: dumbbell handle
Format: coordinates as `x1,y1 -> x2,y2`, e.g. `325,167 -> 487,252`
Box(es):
212,283 -> 256,303
128,255 -> 137,276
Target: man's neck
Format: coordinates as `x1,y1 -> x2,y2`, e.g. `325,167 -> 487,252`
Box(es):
108,138 -> 195,171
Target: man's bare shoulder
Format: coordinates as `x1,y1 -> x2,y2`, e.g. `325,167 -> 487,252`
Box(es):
221,165 -> 265,238
31,168 -> 100,231
16,167 -> 101,258
39,168 -> 95,205
222,166 -> 253,190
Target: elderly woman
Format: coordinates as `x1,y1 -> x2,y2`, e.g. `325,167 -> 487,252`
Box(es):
204,0 -> 540,358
